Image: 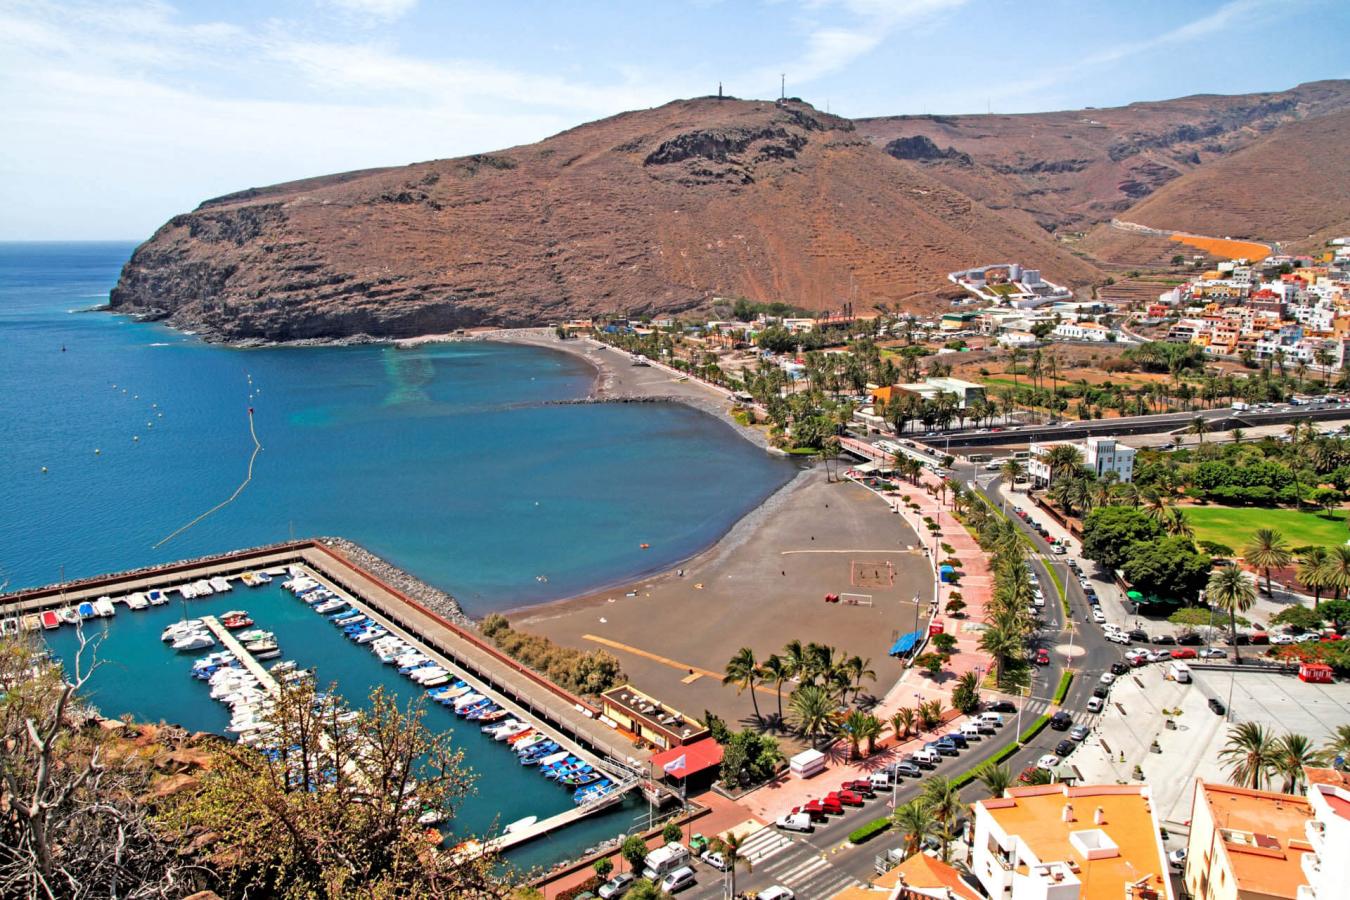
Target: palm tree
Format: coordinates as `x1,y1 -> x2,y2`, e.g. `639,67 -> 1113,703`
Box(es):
781,639 -> 809,684
979,621 -> 1024,685
1318,546 -> 1350,601
1297,548 -> 1331,608
788,685 -> 833,747
718,831 -> 751,897
844,655 -> 877,701
1188,415 -> 1209,444
1041,444 -> 1085,486
858,713 -> 884,756
1320,724 -> 1350,768
1163,506 -> 1194,539
841,710 -> 871,760
1244,528 -> 1292,596
892,799 -> 936,857
1001,457 -> 1025,487
891,707 -> 918,742
1219,722 -> 1279,790
723,647 -> 762,722
921,777 -> 964,862
759,654 -> 791,728
1274,733 -> 1319,794
975,762 -> 1013,798
1230,427 -> 1245,444
1207,566 -> 1256,664
1142,487 -> 1171,522
919,699 -> 945,731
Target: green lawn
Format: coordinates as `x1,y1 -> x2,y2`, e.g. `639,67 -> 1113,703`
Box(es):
1183,506 -> 1350,552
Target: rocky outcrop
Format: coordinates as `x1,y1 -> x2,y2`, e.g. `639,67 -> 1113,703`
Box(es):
110,97 -> 1100,342
883,135 -> 972,166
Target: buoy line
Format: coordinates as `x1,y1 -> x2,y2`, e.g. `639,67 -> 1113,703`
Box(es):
154,405 -> 262,549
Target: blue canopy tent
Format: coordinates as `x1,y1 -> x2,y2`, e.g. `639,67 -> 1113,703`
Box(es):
889,630 -> 925,657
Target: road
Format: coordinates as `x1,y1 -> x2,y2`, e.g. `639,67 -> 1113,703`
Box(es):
910,402 -> 1350,452
679,467 -> 1117,900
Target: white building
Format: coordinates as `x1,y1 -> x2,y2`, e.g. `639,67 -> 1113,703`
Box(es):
1302,769 -> 1350,900
1053,321 -> 1113,342
972,784 -> 1173,900
1028,436 -> 1135,486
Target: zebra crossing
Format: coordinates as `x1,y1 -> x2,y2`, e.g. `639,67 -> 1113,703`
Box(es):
730,827 -> 862,898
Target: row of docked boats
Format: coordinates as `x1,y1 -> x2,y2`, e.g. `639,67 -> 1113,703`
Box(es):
277,573 -> 625,812
26,568 -> 279,633
188,650 -> 317,747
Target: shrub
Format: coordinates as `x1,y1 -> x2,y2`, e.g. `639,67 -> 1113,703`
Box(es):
848,817 -> 892,844
662,821 -> 684,845
1017,714 -> 1051,745
1052,671 -> 1073,705
481,617 -> 625,695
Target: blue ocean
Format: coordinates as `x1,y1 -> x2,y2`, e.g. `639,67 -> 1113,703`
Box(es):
0,242 -> 794,612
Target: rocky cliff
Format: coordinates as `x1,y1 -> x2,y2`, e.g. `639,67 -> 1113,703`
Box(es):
110,97 -> 1100,342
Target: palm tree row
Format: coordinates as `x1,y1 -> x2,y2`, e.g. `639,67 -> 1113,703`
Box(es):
723,641 -> 876,737
892,776 -> 966,861
1218,722 -> 1347,792
959,498 -> 1039,687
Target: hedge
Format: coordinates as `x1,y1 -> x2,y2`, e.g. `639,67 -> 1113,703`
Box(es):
1052,672 -> 1074,705
949,714 -> 1053,789
1016,714 -> 1051,746
849,817 -> 893,844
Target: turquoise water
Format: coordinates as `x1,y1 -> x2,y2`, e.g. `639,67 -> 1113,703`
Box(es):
4,241 -> 792,870
43,584 -> 649,871
0,243 -> 794,611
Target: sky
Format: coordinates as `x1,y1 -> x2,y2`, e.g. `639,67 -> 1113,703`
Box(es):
2,0 -> 1347,240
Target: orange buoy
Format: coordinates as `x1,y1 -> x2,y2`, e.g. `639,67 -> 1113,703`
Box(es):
639,543 -> 650,549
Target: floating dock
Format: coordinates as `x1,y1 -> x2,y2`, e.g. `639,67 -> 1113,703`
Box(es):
199,615 -> 279,695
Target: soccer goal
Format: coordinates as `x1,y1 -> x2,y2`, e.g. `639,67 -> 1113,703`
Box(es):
840,593 -> 874,607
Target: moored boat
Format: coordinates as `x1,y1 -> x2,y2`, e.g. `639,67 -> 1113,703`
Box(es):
126,592 -> 149,610
93,598 -> 116,617
503,815 -> 537,835
146,589 -> 168,606
209,576 -> 232,592
41,610 -> 61,630
77,601 -> 95,619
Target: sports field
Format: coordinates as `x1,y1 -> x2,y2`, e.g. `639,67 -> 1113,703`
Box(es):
1184,505 -> 1349,552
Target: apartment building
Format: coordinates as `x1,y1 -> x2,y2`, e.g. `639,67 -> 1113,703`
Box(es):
1300,768 -> 1350,900
971,784 -> 1172,900
1028,436 -> 1135,487
1182,780 -> 1314,900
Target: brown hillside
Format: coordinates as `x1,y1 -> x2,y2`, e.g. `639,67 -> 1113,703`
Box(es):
855,80 -> 1350,234
1121,109 -> 1350,246
110,98 -> 1100,342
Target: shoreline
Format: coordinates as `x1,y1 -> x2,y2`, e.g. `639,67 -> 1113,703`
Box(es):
500,462 -> 817,618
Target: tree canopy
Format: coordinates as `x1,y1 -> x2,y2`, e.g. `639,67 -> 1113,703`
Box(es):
1082,506 -> 1164,570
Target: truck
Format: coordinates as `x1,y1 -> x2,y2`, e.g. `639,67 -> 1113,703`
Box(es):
1231,402 -> 1250,411
641,843 -> 691,881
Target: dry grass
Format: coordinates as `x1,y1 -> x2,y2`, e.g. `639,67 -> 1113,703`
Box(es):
1168,233 -> 1270,261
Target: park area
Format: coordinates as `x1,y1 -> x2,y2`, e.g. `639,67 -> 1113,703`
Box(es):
1183,505 -> 1350,551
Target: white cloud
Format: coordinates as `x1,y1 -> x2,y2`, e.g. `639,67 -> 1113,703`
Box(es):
322,0 -> 418,22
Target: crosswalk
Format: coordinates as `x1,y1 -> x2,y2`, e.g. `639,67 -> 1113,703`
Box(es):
733,827 -> 861,898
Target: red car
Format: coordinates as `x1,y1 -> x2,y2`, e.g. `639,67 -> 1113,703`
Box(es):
1035,648 -> 1051,666
1171,648 -> 1197,659
840,779 -> 875,797
828,790 -> 865,807
1018,765 -> 1041,784
791,804 -> 828,823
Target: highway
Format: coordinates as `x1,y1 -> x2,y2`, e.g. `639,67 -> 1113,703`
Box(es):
679,467 -> 1116,899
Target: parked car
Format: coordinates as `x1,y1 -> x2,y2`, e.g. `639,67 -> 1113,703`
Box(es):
1036,754 -> 1061,770
841,779 -> 875,797
660,866 -> 696,894
1092,609 -> 1107,624
1055,739 -> 1076,757
894,761 -> 923,778
1035,648 -> 1051,665
1049,711 -> 1073,731
1169,849 -> 1187,871
1106,631 -> 1131,645
701,850 -> 730,871
1208,698 -> 1227,715
1087,697 -> 1105,713
1099,672 -> 1116,685
1092,684 -> 1110,699
828,790 -> 865,808
1199,648 -> 1228,659
778,811 -> 816,829
944,732 -> 969,749
757,888 -> 795,900
1128,628 -> 1149,642
1223,633 -> 1250,646
986,701 -> 1017,713
1110,661 -> 1130,676
1171,647 -> 1198,659
599,873 -> 636,899
1176,632 -> 1203,646
1069,724 -> 1090,742
1149,649 -> 1172,662
1152,634 -> 1177,645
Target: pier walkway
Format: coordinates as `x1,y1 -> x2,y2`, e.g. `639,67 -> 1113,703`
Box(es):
200,615 -> 279,695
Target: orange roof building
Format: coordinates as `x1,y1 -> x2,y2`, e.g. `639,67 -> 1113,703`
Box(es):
1182,780 -> 1314,900
971,784 -> 1172,900
1301,767 -> 1350,900
830,853 -> 983,900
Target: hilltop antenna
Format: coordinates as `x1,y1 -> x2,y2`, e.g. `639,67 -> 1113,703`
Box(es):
780,73 -> 785,100
718,81 -> 723,99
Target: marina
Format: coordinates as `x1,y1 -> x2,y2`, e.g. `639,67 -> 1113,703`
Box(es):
2,540 -> 654,870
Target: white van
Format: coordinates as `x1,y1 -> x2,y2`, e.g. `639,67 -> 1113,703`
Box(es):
1167,662 -> 1192,683
960,721 -> 984,740
976,712 -> 1005,728
643,843 -> 692,881
912,748 -> 941,767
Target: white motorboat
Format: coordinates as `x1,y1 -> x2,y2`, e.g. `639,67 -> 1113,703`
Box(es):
269,660 -> 298,674
410,667 -> 448,684
504,816 -> 538,834
146,589 -> 168,606
176,583 -> 196,599
421,674 -> 450,686
537,750 -> 570,768
236,629 -> 272,643
209,576 -> 232,592
354,629 -> 386,644
126,592 -> 149,610
172,632 -> 215,652
162,620 -> 204,642
313,599 -> 345,614
192,580 -> 214,596
513,733 -> 548,753
452,692 -> 484,710
93,598 -> 116,617
486,720 -> 525,740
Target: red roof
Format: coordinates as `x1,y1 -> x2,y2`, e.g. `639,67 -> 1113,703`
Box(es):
649,737 -> 723,779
